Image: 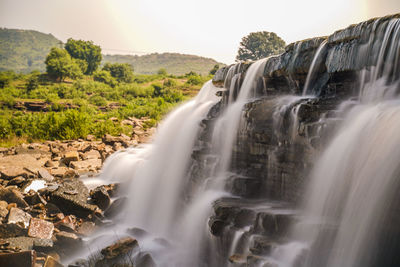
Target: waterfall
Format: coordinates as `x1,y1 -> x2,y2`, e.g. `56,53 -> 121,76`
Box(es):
302,40 -> 328,96
272,17 -> 400,267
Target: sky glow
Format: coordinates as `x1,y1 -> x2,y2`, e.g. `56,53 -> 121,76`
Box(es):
1,0 -> 399,63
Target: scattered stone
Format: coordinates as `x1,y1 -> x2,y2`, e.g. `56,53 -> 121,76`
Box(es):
70,159 -> 102,171
63,169 -> 78,179
0,186 -> 29,208
49,180 -> 99,218
54,215 -> 76,233
63,151 -> 79,164
8,207 -> 32,228
49,167 -> 69,178
0,250 -> 37,267
45,203 -> 62,217
7,176 -> 26,186
100,237 -> 138,260
0,200 -> 9,218
86,135 -> 96,141
33,238 -> 54,252
38,169 -> 54,182
44,160 -> 55,168
24,191 -> 47,206
54,231 -> 81,248
90,186 -> 110,210
82,150 -> 100,160
43,255 -> 63,267
28,218 -> 54,240
0,223 -> 27,238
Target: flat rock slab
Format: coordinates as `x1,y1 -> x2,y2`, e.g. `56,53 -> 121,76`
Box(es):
0,250 -> 36,267
28,218 -> 54,239
0,154 -> 46,179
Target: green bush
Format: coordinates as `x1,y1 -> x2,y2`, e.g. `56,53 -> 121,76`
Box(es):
89,95 -> 107,106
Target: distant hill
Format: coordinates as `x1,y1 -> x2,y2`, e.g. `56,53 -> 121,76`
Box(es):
0,28 -> 223,75
103,53 -> 223,75
0,28 -> 62,73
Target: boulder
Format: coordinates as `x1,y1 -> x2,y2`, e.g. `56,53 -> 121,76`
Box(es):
54,231 -> 81,247
8,207 -> 32,228
104,197 -> 127,218
28,218 -> 54,239
0,250 -> 37,267
0,223 -> 27,238
90,186 -> 111,210
70,159 -> 102,171
38,169 -> 54,182
100,237 -> 138,260
63,151 -> 79,165
136,252 -> 156,267
0,186 -> 29,208
49,179 -> 99,218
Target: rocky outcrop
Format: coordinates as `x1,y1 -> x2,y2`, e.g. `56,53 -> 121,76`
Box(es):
202,13 -> 400,265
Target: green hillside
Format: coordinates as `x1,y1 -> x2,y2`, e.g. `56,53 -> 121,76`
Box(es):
0,28 -> 223,75
103,53 -> 223,75
0,28 -> 61,73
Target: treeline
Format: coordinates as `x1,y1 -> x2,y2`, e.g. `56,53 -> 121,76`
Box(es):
0,38 -> 219,145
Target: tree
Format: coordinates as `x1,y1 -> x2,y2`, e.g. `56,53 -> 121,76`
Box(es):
45,47 -> 83,82
236,31 -> 286,61
65,38 -> 102,75
93,70 -> 117,87
209,64 -> 220,75
102,63 -> 134,83
157,68 -> 167,75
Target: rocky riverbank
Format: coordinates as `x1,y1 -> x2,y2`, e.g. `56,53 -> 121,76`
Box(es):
0,127 -> 155,266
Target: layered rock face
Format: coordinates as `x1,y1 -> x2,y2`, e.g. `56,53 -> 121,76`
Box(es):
191,14 -> 400,265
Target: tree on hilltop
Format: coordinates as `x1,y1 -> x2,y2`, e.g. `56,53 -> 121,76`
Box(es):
65,38 -> 102,75
45,47 -> 83,82
236,31 -> 286,61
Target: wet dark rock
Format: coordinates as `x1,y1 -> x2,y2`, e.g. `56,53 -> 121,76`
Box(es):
49,179 -> 99,218
54,231 -> 81,247
104,197 -> 127,218
0,223 -> 27,238
126,227 -> 148,238
136,252 -> 156,267
76,222 -> 96,236
249,236 -> 277,255
25,191 -> 47,206
90,186 -> 110,211
100,237 -> 138,260
0,250 -> 36,267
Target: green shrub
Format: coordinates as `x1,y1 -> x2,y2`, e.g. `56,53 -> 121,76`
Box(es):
89,95 -> 107,106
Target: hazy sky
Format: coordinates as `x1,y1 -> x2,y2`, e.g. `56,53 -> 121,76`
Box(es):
1,0 -> 399,64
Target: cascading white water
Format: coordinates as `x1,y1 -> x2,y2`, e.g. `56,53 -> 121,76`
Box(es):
271,17 -> 400,267
302,40 -> 328,96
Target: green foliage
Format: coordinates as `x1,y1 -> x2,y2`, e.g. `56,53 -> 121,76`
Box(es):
0,28 -> 61,73
103,63 -> 134,83
93,70 -> 117,87
236,31 -> 286,61
26,71 -> 41,91
65,38 -> 102,74
0,71 -> 14,88
45,47 -> 83,81
186,75 -> 203,85
163,78 -> 177,87
157,68 -> 167,75
103,52 -> 224,75
209,64 -> 220,75
89,95 -> 107,106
